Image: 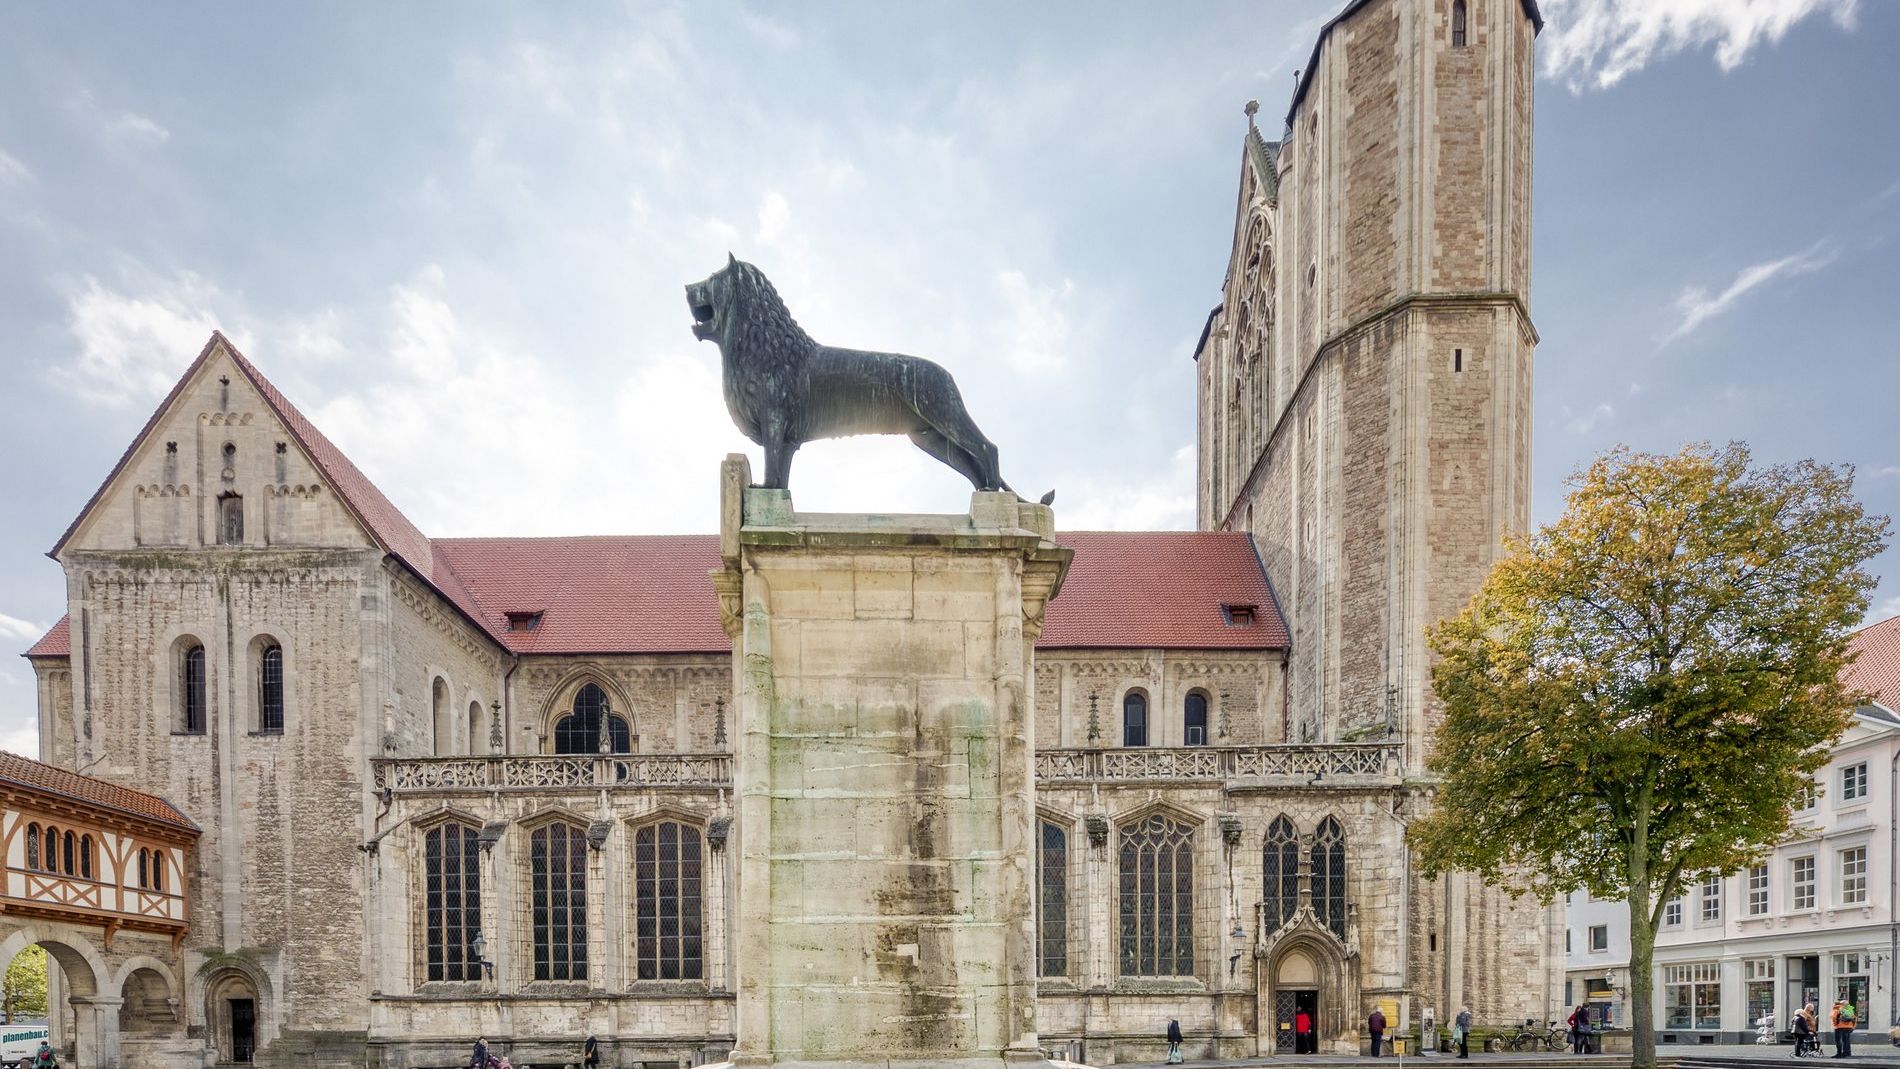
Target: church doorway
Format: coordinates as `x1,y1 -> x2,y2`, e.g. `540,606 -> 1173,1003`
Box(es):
204,967 -> 266,1064
230,998 -> 256,1061
1275,989 -> 1320,1053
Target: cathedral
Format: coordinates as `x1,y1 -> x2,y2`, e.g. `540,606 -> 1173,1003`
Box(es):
14,0 -> 1553,1065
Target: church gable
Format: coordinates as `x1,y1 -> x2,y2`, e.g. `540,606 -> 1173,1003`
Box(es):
54,334 -> 377,556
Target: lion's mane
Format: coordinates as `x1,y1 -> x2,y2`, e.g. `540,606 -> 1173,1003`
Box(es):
722,260 -> 819,373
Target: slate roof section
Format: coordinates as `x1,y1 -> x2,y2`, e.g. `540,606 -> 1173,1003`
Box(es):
1844,613 -> 1900,709
1042,531 -> 1287,650
24,616 -> 70,658
0,750 -> 198,833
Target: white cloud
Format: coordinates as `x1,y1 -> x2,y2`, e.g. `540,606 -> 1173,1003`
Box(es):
1540,0 -> 1858,89
995,269 -> 1076,376
1060,444 -> 1198,531
1563,402 -> 1617,434
0,720 -> 37,759
756,191 -> 791,245
1663,240 -> 1837,344
0,613 -> 46,644
54,273 -> 243,407
0,147 -> 32,185
69,90 -> 170,145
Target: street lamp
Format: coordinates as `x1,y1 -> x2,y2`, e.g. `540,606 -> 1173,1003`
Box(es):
470,931 -> 495,979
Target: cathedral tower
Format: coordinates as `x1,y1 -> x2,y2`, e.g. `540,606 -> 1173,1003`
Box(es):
1195,0 -> 1548,1023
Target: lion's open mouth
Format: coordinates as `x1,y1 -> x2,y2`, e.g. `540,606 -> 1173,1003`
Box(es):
692,302 -> 715,326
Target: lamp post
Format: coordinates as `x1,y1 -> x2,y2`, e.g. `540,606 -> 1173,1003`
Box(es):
470,931 -> 495,980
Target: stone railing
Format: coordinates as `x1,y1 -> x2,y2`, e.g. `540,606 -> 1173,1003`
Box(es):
1032,744 -> 1401,785
372,753 -> 734,793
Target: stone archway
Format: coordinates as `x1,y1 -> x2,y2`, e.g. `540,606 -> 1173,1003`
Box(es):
0,924 -> 117,1069
114,957 -> 178,1034
203,964 -> 271,1065
1255,907 -> 1359,1056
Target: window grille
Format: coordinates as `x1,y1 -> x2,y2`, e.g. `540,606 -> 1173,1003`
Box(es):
1312,817 -> 1347,938
1122,693 -> 1148,747
1184,692 -> 1209,746
556,683 -> 632,754
183,645 -> 207,734
1038,821 -> 1068,977
259,644 -> 284,734
425,823 -> 483,981
1118,813 -> 1194,977
531,822 -> 588,980
1262,816 -> 1299,935
635,821 -> 703,980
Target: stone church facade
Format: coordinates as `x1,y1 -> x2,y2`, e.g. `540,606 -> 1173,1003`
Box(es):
17,1 -> 1558,1065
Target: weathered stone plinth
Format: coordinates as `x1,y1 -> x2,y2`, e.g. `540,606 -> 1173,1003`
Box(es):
711,455 -> 1070,1069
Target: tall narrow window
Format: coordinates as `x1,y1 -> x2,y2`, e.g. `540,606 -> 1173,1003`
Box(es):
1746,864 -> 1769,916
425,822 -> 483,981
182,644 -> 207,734
556,683 -> 632,755
1791,856 -> 1816,910
1038,821 -> 1069,977
218,493 -> 244,545
25,824 -> 38,870
1451,0 -> 1468,47
44,828 -> 57,873
258,643 -> 284,734
1262,816 -> 1300,935
1118,813 -> 1194,977
1699,874 -> 1721,921
1312,816 -> 1347,938
432,678 -> 452,756
1122,692 -> 1148,748
468,701 -> 485,755
1841,847 -> 1869,905
1184,692 -> 1209,747
531,822 -> 589,981
137,848 -> 149,889
62,831 -> 74,876
79,835 -> 92,880
153,852 -> 165,893
635,821 -> 703,980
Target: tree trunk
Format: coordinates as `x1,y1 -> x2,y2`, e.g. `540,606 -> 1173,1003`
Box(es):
1628,889 -> 1658,1069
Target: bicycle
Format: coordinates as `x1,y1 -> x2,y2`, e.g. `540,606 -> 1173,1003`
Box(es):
1508,1019 -> 1567,1053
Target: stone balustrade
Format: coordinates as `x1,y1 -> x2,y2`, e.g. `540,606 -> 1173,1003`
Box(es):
373,744 -> 1402,795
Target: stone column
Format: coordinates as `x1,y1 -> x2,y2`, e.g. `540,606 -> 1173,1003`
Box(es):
712,455 -> 1069,1069
68,995 -> 124,1069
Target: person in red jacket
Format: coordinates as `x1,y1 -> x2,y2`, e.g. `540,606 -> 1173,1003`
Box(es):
1369,1007 -> 1388,1056
1296,1008 -> 1314,1054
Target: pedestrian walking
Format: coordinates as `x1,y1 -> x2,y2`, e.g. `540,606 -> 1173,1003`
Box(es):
1166,1018 -> 1184,1064
1568,1003 -> 1591,1054
1369,1007 -> 1387,1056
469,1037 -> 491,1069
1295,1008 -> 1314,1055
583,1034 -> 600,1067
33,1040 -> 56,1068
1455,1007 -> 1473,1059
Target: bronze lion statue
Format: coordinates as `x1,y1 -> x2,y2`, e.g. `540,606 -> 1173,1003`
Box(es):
686,255 -> 1010,492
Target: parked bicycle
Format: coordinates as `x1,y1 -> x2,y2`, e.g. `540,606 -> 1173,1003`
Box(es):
1508,1019 -> 1567,1053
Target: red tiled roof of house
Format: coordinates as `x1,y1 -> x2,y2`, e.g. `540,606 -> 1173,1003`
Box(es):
0,751 -> 198,833
433,535 -> 730,655
1042,531 -> 1288,650
1844,613 -> 1900,709
24,616 -> 70,658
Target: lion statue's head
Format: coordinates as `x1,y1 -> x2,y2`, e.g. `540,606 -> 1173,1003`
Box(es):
685,254 -> 817,371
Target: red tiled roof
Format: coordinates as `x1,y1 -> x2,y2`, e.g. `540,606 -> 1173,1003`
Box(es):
0,751 -> 198,833
24,616 -> 70,658
1844,613 -> 1900,709
1042,531 -> 1288,650
433,536 -> 730,655
429,530 -> 1287,655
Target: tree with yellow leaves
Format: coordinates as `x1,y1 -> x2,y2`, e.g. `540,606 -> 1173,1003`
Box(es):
1409,443 -> 1887,1068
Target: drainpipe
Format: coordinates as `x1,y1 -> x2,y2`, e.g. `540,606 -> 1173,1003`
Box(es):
1889,744 -> 1898,1027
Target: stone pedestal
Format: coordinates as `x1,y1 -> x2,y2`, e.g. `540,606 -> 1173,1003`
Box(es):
711,455 -> 1070,1069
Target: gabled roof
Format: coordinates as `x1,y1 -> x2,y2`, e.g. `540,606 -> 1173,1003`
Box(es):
24,615 -> 70,659
0,750 -> 198,833
1844,613 -> 1900,709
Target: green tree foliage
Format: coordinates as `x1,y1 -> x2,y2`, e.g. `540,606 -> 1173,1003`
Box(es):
1408,443 -> 1888,1069
3,944 -> 48,1024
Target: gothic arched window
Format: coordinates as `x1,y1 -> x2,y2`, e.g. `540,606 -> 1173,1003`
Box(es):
43,827 -> 57,873
1122,692 -> 1148,748
1038,821 -> 1068,977
1452,0 -> 1469,47
635,820 -> 703,980
555,683 -> 633,755
181,643 -> 208,735
79,835 -> 93,880
1184,691 -> 1210,746
531,822 -> 588,981
1312,816 -> 1347,938
425,822 -> 483,981
1118,813 -> 1195,977
137,848 -> 149,888
62,831 -> 74,875
153,852 -> 165,893
1263,816 -> 1300,935
25,824 -> 38,870
258,642 -> 284,734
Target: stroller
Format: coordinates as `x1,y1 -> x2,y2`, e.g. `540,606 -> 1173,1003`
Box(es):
1789,1012 -> 1820,1058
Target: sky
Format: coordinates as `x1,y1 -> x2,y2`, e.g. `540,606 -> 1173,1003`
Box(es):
0,0 -> 1896,753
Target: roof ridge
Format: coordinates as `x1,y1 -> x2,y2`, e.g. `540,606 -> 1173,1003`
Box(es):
0,750 -> 199,832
